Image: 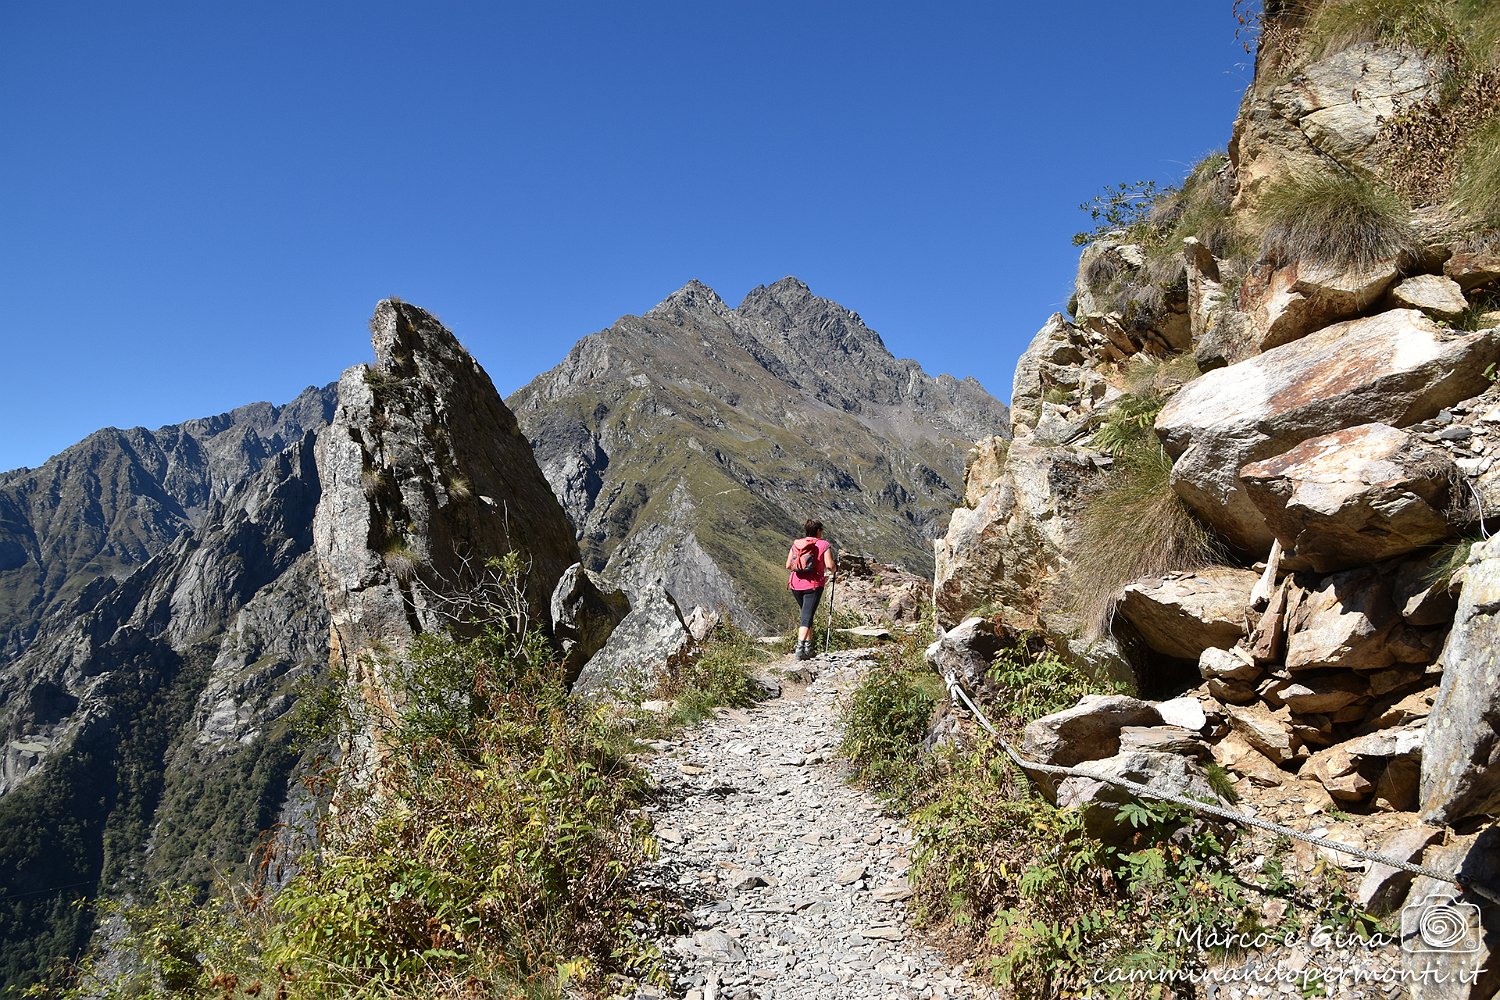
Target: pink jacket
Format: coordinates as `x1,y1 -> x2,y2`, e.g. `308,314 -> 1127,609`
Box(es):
786,537 -> 831,591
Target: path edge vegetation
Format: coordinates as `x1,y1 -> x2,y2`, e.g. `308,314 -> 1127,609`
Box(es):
836,621 -> 1386,999
23,560 -> 765,1000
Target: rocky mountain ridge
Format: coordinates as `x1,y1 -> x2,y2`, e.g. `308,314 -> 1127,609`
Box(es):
0,386 -> 335,662
509,276 -> 1009,633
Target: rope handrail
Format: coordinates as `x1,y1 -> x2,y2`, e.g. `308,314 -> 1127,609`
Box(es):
940,672 -> 1496,904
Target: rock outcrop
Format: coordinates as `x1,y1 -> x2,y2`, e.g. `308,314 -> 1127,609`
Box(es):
1156,310 -> 1499,554
314,300 -> 581,693
1421,535 -> 1500,826
930,17 -> 1500,988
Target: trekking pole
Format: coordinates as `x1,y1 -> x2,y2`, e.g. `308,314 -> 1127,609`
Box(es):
823,571 -> 836,655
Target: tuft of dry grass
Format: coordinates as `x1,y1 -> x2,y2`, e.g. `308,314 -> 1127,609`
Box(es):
1455,115 -> 1500,227
1069,442 -> 1227,639
1301,0 -> 1457,60
1254,171 -> 1418,271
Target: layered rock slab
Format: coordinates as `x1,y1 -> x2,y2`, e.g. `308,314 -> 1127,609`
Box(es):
1421,535 -> 1500,825
1241,423 -> 1458,572
1155,309 -> 1500,553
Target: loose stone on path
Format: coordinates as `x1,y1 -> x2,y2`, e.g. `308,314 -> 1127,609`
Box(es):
630,649 -> 997,1000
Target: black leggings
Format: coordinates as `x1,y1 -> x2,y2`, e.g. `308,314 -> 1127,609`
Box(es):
793,587 -> 824,629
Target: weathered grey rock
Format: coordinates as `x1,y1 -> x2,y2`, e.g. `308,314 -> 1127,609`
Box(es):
1241,423 -> 1459,572
1199,646 -> 1260,682
1118,725 -> 1212,759
924,616 -> 1003,699
1116,566 -> 1258,661
1445,250 -> 1500,293
1245,258 -> 1404,351
1011,315 -> 1087,436
1212,731 -> 1288,787
1021,695 -> 1164,777
1395,556 -> 1460,627
1389,274 -> 1471,321
551,563 -> 630,686
1156,309 -> 1500,553
314,301 -> 581,690
1301,745 -> 1375,802
684,606 -> 721,643
1183,237 -> 1229,348
1359,825 -> 1444,915
1421,536 -> 1500,824
573,581 -> 695,699
1284,567 -> 1402,671
934,438 -> 1102,630
1402,828 -> 1500,1000
1208,676 -> 1260,704
1279,673 -> 1368,714
1224,702 -> 1300,764
1233,43 -> 1442,210
1054,750 -> 1221,837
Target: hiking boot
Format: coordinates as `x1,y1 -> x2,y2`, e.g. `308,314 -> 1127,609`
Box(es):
794,641 -> 809,660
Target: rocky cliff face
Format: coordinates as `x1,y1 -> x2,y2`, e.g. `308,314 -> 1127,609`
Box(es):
0,386 -> 335,663
936,8 -> 1500,992
0,437 -> 327,986
314,299 -> 582,707
509,277 -> 1009,633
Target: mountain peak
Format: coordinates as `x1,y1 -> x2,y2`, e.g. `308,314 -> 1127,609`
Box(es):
645,280 -> 731,322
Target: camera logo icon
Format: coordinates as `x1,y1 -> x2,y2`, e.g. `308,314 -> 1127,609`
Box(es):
1402,894 -> 1482,953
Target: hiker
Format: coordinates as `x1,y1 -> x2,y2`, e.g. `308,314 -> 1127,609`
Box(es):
786,519 -> 836,660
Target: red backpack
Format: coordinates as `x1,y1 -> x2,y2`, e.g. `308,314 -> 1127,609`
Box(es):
790,538 -> 820,579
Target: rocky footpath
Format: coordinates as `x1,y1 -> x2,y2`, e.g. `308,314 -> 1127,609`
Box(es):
634,650 -> 995,1000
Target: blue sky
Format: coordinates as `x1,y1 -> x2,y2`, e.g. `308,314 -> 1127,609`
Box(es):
0,2 -> 1253,473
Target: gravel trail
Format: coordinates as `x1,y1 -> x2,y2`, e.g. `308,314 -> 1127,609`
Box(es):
632,649 -> 998,1000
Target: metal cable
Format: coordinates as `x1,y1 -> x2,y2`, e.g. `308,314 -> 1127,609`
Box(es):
941,673 -> 1468,893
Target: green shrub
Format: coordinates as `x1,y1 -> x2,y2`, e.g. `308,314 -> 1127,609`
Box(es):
985,639 -> 1115,731
839,660 -> 938,803
657,622 -> 766,726
33,564 -> 666,999
1255,170 -> 1418,271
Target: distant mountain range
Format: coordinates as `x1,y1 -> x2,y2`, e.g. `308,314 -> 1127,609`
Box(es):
509,276 -> 1008,631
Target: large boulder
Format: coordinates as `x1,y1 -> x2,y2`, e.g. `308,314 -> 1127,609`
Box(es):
1284,566 -> 1406,672
1401,828 -> 1500,1000
1021,695 -> 1164,795
1421,535 -> 1500,825
1115,566 -> 1258,661
314,301 -> 582,700
572,581 -> 695,699
1241,423 -> 1459,572
551,563 -> 630,687
1389,274 -> 1471,322
1054,750 -> 1221,839
1245,258 -> 1404,351
924,616 -> 1005,700
1156,309 -> 1500,553
1232,43 -> 1442,210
